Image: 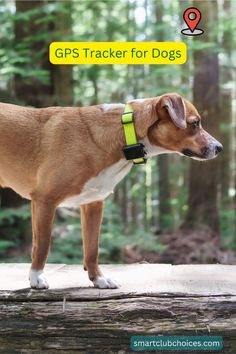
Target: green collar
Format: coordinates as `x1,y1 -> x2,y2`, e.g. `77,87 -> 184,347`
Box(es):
121,103 -> 146,164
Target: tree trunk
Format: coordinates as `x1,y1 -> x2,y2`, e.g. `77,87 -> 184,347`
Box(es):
219,0 -> 233,199
14,0 -> 73,107
183,0 -> 220,235
52,1 -> 73,106
178,0 -> 191,87
158,157 -> 171,229
219,90 -> 232,198
14,0 -> 54,107
155,0 -> 171,230
121,180 -> 128,224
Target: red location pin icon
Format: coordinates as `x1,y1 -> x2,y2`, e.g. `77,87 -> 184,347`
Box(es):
183,7 -> 202,33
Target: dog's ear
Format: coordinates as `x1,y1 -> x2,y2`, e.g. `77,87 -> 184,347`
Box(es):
159,94 -> 187,129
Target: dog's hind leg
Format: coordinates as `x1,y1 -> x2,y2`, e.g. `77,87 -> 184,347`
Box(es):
29,198 -> 56,289
80,201 -> 120,289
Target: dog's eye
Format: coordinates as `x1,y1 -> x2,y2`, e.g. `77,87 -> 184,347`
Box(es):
192,120 -> 200,129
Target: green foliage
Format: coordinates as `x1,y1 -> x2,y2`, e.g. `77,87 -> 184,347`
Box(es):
220,202 -> 236,250
48,226 -> 83,264
0,205 -> 31,225
47,199 -> 165,264
0,240 -> 15,256
0,199 -> 164,264
0,204 -> 31,259
0,0 -> 72,88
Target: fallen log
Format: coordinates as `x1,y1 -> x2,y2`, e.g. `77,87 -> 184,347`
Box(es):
0,264 -> 235,353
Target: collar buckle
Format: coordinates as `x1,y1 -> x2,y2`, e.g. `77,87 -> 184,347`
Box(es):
121,112 -> 134,124
123,143 -> 146,164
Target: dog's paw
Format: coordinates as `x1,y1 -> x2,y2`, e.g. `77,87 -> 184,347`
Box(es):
29,269 -> 49,289
92,276 -> 120,289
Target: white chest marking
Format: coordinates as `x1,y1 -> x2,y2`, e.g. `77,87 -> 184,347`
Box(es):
59,159 -> 132,208
130,98 -> 146,103
102,103 -> 123,112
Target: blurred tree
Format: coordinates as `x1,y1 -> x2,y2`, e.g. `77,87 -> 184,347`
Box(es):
154,0 -> 171,230
220,0 -> 233,198
14,0 -> 73,106
52,1 -> 73,106
182,0 -> 220,234
220,90 -> 232,198
14,0 -> 53,107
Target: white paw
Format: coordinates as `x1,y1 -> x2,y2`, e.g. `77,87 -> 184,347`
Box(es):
29,269 -> 49,289
93,276 -> 120,289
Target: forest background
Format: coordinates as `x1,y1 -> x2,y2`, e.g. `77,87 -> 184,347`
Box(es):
0,0 -> 235,265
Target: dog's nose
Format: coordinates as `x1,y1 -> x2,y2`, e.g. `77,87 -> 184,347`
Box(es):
215,143 -> 223,155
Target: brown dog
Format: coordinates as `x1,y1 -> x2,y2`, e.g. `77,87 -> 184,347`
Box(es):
0,93 -> 222,289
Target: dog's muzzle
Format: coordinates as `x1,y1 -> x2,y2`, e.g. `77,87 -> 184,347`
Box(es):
182,141 -> 223,160
201,142 -> 223,159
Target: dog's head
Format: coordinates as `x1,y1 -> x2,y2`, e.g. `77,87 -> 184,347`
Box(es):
135,93 -> 223,160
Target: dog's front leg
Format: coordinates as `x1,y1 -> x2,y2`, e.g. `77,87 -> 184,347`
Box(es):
80,201 -> 119,289
29,198 -> 56,289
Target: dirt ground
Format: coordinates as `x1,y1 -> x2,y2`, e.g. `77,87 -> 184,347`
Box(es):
122,228 -> 236,265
